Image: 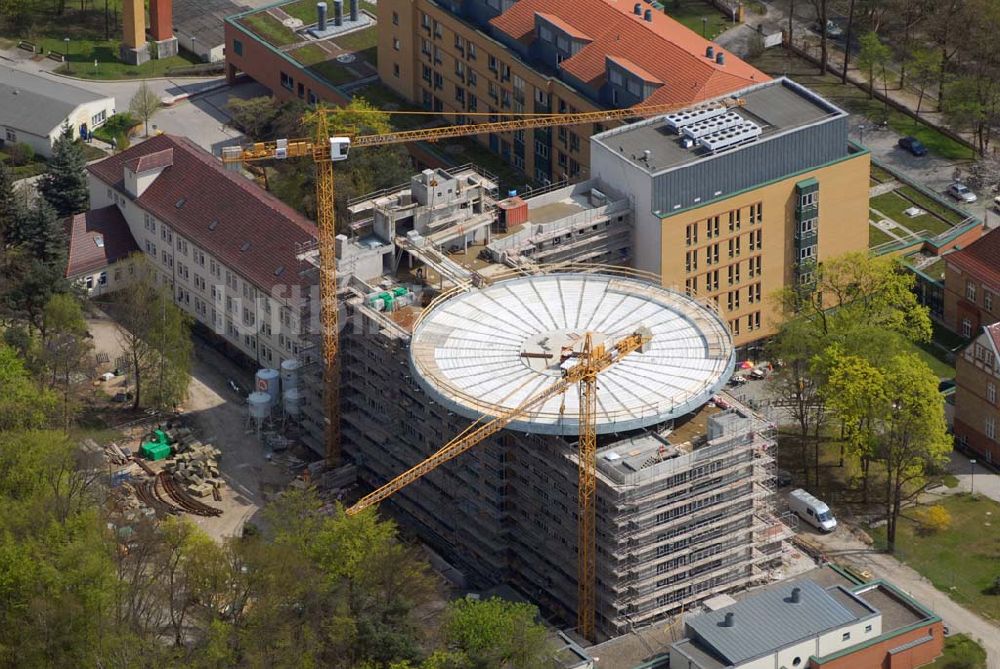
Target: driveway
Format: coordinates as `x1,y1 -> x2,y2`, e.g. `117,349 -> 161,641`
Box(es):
944,450 -> 1000,503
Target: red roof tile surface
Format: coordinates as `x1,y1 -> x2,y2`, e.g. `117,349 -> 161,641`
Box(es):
490,0 -> 768,106
88,135 -> 318,293
64,206 -> 139,277
985,322 -> 1000,356
946,226 -> 1000,290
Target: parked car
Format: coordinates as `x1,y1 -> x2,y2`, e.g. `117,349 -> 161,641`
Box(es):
788,488 -> 838,532
775,469 -> 793,487
810,19 -> 844,38
897,136 -> 928,157
947,182 -> 977,203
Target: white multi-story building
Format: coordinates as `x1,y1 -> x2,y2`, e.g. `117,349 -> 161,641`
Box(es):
85,134 -> 318,368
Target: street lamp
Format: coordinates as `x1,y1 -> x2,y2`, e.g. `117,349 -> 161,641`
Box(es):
63,37 -> 71,72
970,458 -> 977,494
858,124 -> 866,146
702,17 -> 708,37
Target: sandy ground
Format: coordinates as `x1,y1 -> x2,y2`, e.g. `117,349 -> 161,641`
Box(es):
86,310 -> 293,541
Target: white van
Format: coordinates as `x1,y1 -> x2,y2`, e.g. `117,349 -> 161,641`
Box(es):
788,488 -> 837,532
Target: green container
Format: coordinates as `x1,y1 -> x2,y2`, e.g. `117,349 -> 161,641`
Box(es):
153,428 -> 170,445
391,286 -> 408,297
140,441 -> 171,461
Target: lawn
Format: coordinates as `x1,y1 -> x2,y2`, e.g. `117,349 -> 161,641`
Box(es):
33,36 -> 200,79
334,26 -> 377,65
0,149 -> 47,179
279,0 -> 378,25
662,0 -> 732,40
908,338 -> 956,379
870,191 -> 955,238
750,49 -> 972,161
868,222 -> 896,248
239,12 -> 299,46
925,634 -> 988,669
870,164 -> 896,183
289,44 -> 359,86
896,186 -> 972,227
870,494 -> 1000,623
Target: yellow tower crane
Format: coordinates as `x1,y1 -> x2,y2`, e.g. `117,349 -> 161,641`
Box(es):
222,95 -> 744,639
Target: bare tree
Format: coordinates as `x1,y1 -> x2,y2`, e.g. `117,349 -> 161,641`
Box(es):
129,80 -> 161,137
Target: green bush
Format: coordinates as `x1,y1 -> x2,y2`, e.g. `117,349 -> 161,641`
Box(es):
92,113 -> 138,143
6,142 -> 35,166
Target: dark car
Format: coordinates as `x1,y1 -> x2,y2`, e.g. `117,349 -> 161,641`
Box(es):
898,136 -> 928,156
775,469 -> 793,487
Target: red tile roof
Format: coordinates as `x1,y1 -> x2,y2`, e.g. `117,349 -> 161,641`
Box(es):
985,322 -> 1000,356
490,0 -> 768,107
88,135 -> 318,293
64,206 -> 139,277
536,13 -> 593,42
124,148 -> 174,174
946,226 -> 1000,290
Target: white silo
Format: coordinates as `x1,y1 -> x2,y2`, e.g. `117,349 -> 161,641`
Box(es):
247,391 -> 271,432
280,358 -> 301,392
283,387 -> 303,419
255,368 -> 280,407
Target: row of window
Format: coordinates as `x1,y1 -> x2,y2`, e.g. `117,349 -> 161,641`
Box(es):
684,258 -> 762,295
965,280 -> 995,313
684,204 -> 763,246
683,233 -> 762,271
728,312 -> 762,337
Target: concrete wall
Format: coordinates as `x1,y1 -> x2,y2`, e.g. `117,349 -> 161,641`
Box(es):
817,618 -> 881,656
810,622 -> 943,669
70,262 -> 131,298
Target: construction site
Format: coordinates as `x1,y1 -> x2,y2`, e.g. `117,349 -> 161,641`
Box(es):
269,161 -> 794,641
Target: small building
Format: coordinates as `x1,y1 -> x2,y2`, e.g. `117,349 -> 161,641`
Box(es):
64,206 -> 140,297
954,322 -> 1000,464
0,66 -> 115,157
943,225 -> 1000,338
173,0 -> 243,62
670,572 -> 943,669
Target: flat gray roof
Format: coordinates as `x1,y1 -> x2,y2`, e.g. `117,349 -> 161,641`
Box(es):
0,66 -> 110,137
592,77 -> 844,175
174,0 -> 245,46
685,579 -> 862,665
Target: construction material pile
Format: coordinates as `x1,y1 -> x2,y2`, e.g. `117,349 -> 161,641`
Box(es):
165,441 -> 223,498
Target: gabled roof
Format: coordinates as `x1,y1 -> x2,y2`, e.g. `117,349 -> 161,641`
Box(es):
946,226 -> 1000,289
87,135 -> 318,292
987,322 -> 1000,356
125,148 -> 174,174
0,65 -> 112,138
64,206 -> 139,277
490,0 -> 767,107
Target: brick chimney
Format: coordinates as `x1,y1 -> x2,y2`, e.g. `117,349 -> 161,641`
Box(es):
150,0 -> 174,41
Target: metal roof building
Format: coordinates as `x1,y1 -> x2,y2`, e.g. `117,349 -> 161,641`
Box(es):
0,66 -> 115,156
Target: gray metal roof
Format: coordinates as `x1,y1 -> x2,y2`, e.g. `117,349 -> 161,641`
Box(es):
173,0 -> 246,47
0,66 -> 110,137
685,580 -> 862,665
591,77 -> 844,176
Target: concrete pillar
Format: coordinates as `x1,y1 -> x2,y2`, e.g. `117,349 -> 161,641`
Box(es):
150,0 -> 173,41
350,0 -> 358,21
121,0 -> 145,49
333,0 -> 343,26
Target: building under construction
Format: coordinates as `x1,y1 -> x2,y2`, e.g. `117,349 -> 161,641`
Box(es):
294,163 -> 791,641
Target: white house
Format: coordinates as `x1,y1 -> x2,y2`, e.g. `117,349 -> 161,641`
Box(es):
0,65 -> 115,157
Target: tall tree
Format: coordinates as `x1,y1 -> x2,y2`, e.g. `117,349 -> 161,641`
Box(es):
809,0 -> 830,75
925,0 -> 970,108
823,348 -> 950,552
0,159 -> 20,248
37,128 -> 89,217
441,597 -> 552,669
130,81 -> 161,137
0,344 -> 57,430
857,32 -> 891,104
40,293 -> 94,431
110,254 -> 192,410
839,0 -> 857,85
908,48 -> 941,116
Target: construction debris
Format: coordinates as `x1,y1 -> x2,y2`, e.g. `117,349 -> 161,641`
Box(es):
164,442 -> 224,496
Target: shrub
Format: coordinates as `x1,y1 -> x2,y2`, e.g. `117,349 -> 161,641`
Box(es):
915,504 -> 952,534
7,142 -> 35,166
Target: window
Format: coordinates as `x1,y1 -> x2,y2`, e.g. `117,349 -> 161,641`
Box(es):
144,213 -> 156,233
4,129 -> 16,142
730,319 -> 740,336
85,276 -> 94,289
538,24 -> 553,42
727,263 -> 740,285
841,632 -> 851,641
792,659 -> 802,668
728,237 -> 740,258
747,312 -> 760,331
393,63 -> 400,77
468,70 -> 478,87
685,250 -> 697,273
706,216 -> 719,238
420,38 -> 431,56
685,223 -> 698,246
727,290 -> 740,311
967,281 -> 977,302
685,277 -> 698,295
609,69 -> 624,86
392,10 -> 399,25
986,291 -> 994,312
962,318 -> 973,338
280,71 -> 293,90
800,192 -> 817,207
488,54 -> 498,72
468,42 -> 476,59
800,218 -> 816,234
91,109 -> 107,126
799,245 -> 815,261
98,271 -> 107,286
987,416 -> 997,440
706,243 -> 719,265
707,270 -> 719,291
747,282 -> 761,304
232,39 -> 243,56
421,12 -> 430,30
989,382 -> 996,404
865,625 -> 873,633
749,229 -> 762,251
393,38 -> 400,50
